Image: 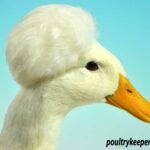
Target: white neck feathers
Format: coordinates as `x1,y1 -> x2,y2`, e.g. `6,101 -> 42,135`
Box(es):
0,80 -> 71,150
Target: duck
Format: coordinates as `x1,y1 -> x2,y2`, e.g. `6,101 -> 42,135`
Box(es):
0,4 -> 150,150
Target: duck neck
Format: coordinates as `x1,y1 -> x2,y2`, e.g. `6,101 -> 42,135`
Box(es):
1,79 -> 72,150
36,95 -> 68,150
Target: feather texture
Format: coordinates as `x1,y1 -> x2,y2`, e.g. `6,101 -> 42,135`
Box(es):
6,5 -> 96,87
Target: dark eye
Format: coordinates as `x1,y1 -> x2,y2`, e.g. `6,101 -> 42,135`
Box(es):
86,61 -> 99,71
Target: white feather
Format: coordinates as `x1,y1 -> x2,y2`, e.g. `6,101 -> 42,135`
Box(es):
1,4 -> 126,150
6,4 -> 96,87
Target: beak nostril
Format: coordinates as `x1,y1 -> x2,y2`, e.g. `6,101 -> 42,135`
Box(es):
126,89 -> 133,93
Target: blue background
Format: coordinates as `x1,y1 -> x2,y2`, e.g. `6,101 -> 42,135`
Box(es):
0,0 -> 150,150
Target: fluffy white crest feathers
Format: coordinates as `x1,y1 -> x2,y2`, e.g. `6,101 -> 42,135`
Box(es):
6,5 -> 96,87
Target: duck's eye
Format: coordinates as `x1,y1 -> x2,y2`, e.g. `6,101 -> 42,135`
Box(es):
86,61 -> 99,71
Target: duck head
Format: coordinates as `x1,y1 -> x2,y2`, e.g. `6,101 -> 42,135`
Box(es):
6,5 -> 150,123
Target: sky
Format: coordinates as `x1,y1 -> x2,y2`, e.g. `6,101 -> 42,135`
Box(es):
0,0 -> 150,150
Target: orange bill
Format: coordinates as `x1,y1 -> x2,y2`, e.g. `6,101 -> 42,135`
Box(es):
106,74 -> 150,123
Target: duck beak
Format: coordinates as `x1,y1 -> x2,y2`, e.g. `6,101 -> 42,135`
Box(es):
106,74 -> 150,123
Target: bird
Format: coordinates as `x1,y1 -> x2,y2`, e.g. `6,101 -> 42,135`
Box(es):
0,4 -> 150,150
